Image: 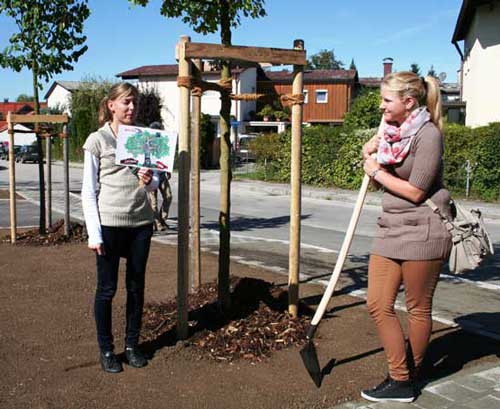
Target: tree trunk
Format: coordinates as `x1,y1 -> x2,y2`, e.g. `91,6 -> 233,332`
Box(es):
217,2 -> 232,312
32,63 -> 46,234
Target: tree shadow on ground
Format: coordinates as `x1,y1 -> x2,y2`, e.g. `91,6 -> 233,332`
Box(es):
201,214 -> 311,232
140,277 -> 314,358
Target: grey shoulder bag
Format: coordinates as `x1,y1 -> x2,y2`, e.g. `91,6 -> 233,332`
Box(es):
425,199 -> 494,274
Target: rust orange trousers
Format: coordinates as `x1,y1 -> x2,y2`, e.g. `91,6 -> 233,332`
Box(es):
367,254 -> 443,381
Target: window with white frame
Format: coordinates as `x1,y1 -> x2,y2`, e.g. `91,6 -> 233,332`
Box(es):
315,89 -> 328,103
303,90 -> 308,104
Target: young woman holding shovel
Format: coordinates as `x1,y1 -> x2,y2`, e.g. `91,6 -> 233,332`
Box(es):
360,72 -> 451,402
81,82 -> 159,373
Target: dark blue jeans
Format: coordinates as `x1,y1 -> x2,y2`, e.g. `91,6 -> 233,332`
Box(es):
94,223 -> 153,352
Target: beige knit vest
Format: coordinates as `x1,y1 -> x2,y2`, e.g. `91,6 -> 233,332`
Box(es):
83,123 -> 154,227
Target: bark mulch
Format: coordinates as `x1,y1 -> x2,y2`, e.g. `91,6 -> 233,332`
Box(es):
142,277 -> 310,362
1,218 -> 87,245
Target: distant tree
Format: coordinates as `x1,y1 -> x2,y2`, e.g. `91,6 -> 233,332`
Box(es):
307,49 -> 344,70
427,65 -> 437,78
16,93 -> 34,102
128,0 -> 267,313
349,58 -> 357,71
410,63 -> 421,75
0,0 -> 90,234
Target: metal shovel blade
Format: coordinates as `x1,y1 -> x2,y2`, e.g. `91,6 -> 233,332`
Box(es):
300,340 -> 322,388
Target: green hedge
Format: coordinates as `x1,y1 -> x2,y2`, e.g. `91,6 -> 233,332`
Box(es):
251,126 -> 373,188
251,122 -> 500,201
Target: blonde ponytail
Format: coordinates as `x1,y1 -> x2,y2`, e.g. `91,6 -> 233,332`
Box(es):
423,76 -> 443,131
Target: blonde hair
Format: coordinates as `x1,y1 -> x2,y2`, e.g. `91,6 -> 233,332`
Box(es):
98,82 -> 139,126
381,71 -> 443,130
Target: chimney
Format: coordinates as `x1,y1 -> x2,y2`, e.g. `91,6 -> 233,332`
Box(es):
3,98 -> 8,103
383,57 -> 393,77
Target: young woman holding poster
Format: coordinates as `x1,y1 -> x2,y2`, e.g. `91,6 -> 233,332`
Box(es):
81,82 -> 158,373
360,72 -> 451,402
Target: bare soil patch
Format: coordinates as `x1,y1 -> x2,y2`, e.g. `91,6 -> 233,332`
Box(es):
0,241 -> 497,409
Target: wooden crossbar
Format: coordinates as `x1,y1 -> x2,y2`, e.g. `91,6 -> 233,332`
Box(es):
184,42 -> 306,66
7,113 -> 69,124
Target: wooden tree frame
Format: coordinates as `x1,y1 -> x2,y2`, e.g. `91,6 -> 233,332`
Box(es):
6,113 -> 71,244
175,36 -> 306,339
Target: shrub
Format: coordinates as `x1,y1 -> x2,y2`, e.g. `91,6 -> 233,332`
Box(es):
343,89 -> 381,130
136,84 -> 162,127
251,126 -> 346,186
332,128 -> 375,189
69,78 -> 115,161
443,123 -> 473,195
470,122 -> 500,200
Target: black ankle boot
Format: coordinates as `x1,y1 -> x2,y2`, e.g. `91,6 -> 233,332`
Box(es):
100,351 -> 123,373
125,346 -> 148,368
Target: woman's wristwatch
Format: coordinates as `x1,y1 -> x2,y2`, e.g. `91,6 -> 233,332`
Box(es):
370,168 -> 381,179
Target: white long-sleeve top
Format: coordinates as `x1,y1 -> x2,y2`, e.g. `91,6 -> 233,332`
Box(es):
81,150 -> 159,245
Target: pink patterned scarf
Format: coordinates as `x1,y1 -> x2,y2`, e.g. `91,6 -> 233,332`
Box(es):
377,107 -> 430,165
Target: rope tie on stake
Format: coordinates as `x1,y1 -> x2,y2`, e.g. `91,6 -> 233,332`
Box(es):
280,93 -> 305,107
230,93 -> 266,101
177,76 -> 193,89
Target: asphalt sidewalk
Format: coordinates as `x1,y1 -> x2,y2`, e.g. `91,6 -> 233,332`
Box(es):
53,161 -> 500,222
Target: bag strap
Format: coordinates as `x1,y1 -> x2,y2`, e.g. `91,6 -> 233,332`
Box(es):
425,198 -> 456,233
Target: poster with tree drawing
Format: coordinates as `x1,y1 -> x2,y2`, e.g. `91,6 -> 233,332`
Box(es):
115,125 -> 177,172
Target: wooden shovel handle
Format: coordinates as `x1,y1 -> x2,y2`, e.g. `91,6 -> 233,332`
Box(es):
310,173 -> 371,326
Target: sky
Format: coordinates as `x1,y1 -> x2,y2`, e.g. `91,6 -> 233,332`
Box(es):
0,0 -> 464,101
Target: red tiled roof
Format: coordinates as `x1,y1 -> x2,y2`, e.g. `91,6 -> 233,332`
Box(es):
0,102 -> 47,129
117,64 -> 245,79
359,77 -> 382,88
117,64 -> 179,78
258,69 -> 357,83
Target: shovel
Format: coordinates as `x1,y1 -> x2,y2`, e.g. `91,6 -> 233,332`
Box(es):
300,173 -> 371,387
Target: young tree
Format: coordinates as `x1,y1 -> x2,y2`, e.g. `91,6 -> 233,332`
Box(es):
129,0 -> 267,312
306,49 -> 344,70
0,0 -> 90,234
410,63 -> 421,75
343,88 -> 381,130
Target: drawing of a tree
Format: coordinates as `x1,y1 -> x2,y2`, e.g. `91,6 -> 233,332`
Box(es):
125,130 -> 170,166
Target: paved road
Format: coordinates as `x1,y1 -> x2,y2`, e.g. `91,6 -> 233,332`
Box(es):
1,160 -> 499,342
1,159 -> 499,408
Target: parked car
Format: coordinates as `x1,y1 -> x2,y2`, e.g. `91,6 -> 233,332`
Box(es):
6,145 -> 21,161
0,144 -> 7,160
235,134 -> 257,162
16,145 -> 39,163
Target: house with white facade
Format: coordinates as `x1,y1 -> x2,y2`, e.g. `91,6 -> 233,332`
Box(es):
116,64 -> 257,136
452,0 -> 500,127
43,81 -> 82,114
